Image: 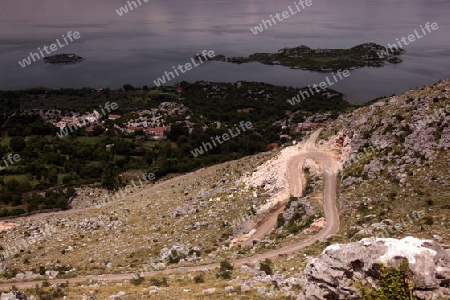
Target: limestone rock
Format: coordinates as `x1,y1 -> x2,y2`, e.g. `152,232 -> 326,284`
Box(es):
301,237 -> 450,299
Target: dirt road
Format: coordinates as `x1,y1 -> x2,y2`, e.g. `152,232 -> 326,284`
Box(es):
240,130 -> 331,247
0,130 -> 340,290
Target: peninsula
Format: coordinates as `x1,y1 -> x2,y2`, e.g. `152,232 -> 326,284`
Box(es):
211,43 -> 405,71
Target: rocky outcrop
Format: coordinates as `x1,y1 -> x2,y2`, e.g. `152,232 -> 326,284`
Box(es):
302,237 -> 450,299
325,79 -> 450,188
0,291 -> 34,300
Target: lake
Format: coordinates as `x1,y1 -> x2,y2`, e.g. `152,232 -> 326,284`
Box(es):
1,0 -> 449,103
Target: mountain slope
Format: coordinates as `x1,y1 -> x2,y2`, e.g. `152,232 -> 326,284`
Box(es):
321,79 -> 450,244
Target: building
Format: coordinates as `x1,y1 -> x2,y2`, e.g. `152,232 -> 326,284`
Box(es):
54,121 -> 67,130
145,127 -> 168,140
61,117 -> 77,123
126,126 -> 140,133
267,143 -> 279,149
108,114 -> 121,120
84,112 -> 99,123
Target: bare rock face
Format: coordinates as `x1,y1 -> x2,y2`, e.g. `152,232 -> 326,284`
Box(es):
0,291 -> 30,300
301,237 -> 450,299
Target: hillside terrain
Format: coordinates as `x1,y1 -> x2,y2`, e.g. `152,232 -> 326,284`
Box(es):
320,78 -> 450,245
0,79 -> 449,299
0,82 -> 352,217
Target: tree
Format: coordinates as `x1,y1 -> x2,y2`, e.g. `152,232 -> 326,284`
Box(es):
144,150 -> 156,165
62,175 -> 72,185
9,136 -> 26,152
168,123 -> 189,141
277,214 -> 285,228
92,125 -> 104,136
123,84 -> 135,92
5,179 -> 20,193
66,187 -> 76,197
101,165 -> 116,190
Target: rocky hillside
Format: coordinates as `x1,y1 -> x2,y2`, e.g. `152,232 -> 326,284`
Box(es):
321,79 -> 450,245
0,79 -> 449,299
298,79 -> 450,299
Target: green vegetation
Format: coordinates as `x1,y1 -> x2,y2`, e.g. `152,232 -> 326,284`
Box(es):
212,43 -> 405,71
130,273 -> 145,286
357,258 -> 415,300
149,276 -> 169,287
277,213 -> 285,228
193,273 -> 205,283
0,82 -> 354,217
216,259 -> 233,280
259,258 -> 273,275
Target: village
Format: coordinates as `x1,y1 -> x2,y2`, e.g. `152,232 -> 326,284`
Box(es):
51,107 -> 324,143
49,107 -> 172,140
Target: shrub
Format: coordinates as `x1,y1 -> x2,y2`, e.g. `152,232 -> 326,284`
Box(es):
0,269 -> 18,279
423,216 -> 433,225
194,273 -> 205,283
130,272 -> 145,285
167,249 -> 182,264
149,276 -> 169,287
41,280 -> 50,287
357,258 -> 414,300
302,177 -> 314,196
277,214 -> 285,228
39,266 -> 46,275
216,259 -> 233,280
260,259 -> 273,275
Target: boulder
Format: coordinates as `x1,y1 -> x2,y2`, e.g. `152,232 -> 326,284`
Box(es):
301,237 -> 450,299
202,288 -> 216,294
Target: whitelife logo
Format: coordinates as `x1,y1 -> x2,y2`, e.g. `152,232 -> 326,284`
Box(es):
116,0 -> 150,16
18,31 -> 81,68
153,50 -> 216,87
287,69 -> 350,106
190,121 -> 253,157
100,172 -> 156,207
376,22 -> 439,58
0,153 -> 21,171
56,102 -> 118,138
250,0 -> 313,35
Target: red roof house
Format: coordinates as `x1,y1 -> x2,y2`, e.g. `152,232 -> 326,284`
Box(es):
127,126 -> 140,133
108,114 -> 121,120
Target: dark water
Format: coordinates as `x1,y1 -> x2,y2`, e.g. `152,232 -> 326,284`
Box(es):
1,0 -> 449,103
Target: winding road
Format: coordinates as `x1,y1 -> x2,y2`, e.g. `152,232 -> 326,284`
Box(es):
0,130 -> 340,290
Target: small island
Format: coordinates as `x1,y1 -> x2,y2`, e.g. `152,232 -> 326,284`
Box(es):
211,43 -> 405,71
44,53 -> 84,64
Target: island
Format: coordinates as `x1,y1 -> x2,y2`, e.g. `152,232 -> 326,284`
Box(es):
44,53 -> 85,64
210,43 -> 405,71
